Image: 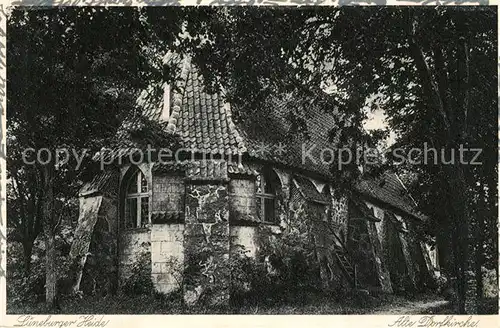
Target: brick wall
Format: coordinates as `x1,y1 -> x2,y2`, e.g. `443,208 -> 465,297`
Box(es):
350,200 -> 425,294
365,201 -> 385,237
366,220 -> 394,293
347,199 -> 393,292
394,213 -> 417,292
286,181 -> 352,291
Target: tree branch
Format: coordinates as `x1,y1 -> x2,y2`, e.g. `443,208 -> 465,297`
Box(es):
407,13 -> 451,135
432,44 -> 451,126
409,39 -> 451,134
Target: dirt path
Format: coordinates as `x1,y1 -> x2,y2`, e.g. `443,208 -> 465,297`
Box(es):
371,299 -> 450,314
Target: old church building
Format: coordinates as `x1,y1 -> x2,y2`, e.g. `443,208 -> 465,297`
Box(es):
70,55 -> 440,306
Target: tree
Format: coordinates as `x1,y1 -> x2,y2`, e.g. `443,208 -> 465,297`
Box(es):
6,163 -> 42,277
7,7 -> 184,308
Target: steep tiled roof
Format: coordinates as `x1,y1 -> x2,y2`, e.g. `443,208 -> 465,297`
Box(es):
137,58 -> 340,180
96,57 -> 246,163
235,94 -> 341,179
355,171 -> 427,221
164,58 -> 246,155
99,58 -> 338,179
153,161 -> 258,177
82,58 -> 426,223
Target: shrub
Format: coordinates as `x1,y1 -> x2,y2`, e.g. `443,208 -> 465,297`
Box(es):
229,223 -> 324,307
257,226 -> 323,295
229,245 -> 271,305
6,240 -> 45,306
121,252 -> 154,296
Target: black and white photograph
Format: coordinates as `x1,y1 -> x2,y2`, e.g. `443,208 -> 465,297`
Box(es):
3,5 -> 498,317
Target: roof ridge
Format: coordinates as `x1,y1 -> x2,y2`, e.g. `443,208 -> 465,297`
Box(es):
166,55 -> 191,134
224,101 -> 247,154
218,85 -> 246,154
393,174 -> 417,205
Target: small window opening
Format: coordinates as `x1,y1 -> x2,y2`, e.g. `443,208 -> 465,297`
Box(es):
124,170 -> 149,228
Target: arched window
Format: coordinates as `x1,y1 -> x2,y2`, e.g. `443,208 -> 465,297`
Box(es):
124,169 -> 149,228
256,169 -> 278,223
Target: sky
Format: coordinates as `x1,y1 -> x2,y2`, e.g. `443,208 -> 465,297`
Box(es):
362,108 -> 396,147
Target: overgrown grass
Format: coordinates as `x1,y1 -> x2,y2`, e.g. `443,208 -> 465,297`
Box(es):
7,291 -> 184,315
478,297 -> 499,314
7,291 -> 452,315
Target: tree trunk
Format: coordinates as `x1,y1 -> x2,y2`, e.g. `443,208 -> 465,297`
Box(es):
40,165 -> 57,309
475,184 -> 485,313
454,35 -> 471,314
438,161 -> 469,314
450,166 -> 469,314
44,229 -> 57,308
436,213 -> 455,276
474,237 -> 484,312
22,240 -> 34,277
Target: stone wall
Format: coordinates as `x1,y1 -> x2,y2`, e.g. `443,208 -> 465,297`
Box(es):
288,184 -> 309,232
369,202 -> 419,294
100,196 -> 118,236
230,226 -> 258,258
274,169 -> 290,227
366,201 -> 385,236
114,162 -> 435,300
228,178 -> 256,223
151,224 -> 184,293
347,199 -> 393,293
426,243 -> 439,272
70,196 -> 103,294
408,221 -> 438,290
183,182 -> 230,306
331,193 -> 349,243
394,214 -> 417,292
89,196 -> 119,294
309,201 -> 348,290
364,201 -> 393,292
347,216 -> 382,289
228,176 -> 259,258
382,215 -> 411,293
287,181 -> 353,291
366,220 -> 393,293
119,229 -> 151,281
148,173 -> 186,293
351,200 -> 431,294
